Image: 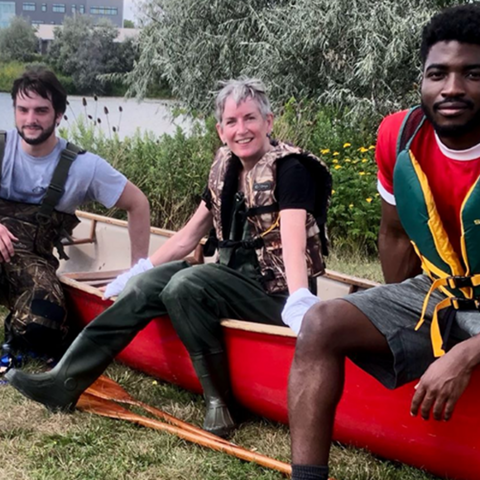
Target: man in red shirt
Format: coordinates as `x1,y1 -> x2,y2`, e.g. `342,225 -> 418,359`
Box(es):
288,4 -> 480,480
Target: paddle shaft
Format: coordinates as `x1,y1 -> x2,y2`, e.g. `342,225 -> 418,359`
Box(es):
85,376 -> 233,445
78,393 -> 291,476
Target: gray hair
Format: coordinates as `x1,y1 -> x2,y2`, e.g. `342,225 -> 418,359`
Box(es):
215,78 -> 272,124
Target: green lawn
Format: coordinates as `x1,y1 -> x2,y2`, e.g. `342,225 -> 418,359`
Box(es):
0,256 -> 442,480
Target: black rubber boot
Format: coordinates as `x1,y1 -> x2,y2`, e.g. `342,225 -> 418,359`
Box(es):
191,351 -> 236,438
5,331 -> 114,412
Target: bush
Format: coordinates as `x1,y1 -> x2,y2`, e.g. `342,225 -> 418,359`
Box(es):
48,16 -> 137,95
126,0 -> 459,132
0,17 -> 38,63
0,61 -> 75,94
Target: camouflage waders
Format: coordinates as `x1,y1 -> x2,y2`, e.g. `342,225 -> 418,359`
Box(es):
0,131 -> 82,359
0,198 -> 79,356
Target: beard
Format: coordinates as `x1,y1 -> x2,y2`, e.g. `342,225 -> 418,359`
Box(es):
17,120 -> 56,146
421,99 -> 480,138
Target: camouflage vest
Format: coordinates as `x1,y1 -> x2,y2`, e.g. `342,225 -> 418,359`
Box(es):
208,141 -> 331,293
0,131 -> 81,268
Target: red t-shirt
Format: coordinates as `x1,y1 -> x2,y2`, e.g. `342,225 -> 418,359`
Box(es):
376,110 -> 480,255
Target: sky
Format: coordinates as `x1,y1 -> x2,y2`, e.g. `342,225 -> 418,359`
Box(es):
124,0 -> 142,22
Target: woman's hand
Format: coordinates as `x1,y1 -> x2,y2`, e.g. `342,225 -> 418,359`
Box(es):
104,258 -> 154,299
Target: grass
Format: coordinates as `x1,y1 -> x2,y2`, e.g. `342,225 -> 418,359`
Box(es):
0,255 -> 441,480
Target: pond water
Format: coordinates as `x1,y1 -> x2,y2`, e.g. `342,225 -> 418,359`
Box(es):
0,92 -> 194,139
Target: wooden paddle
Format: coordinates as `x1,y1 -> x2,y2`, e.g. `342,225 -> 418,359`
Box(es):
77,392 -> 292,476
84,375 -> 232,445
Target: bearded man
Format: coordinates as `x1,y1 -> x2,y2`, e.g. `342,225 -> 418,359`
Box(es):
0,67 -> 150,364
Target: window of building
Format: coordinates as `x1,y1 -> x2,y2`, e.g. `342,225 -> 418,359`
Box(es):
41,2 -> 46,11
32,19 -> 44,25
22,2 -> 36,11
0,1 -> 15,28
78,4 -> 84,13
71,3 -> 75,12
52,3 -> 65,12
90,6 -> 118,15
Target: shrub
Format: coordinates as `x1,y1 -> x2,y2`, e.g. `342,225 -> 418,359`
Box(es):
0,17 -> 38,63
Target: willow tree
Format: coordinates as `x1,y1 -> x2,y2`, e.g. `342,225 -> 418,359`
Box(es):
126,0 -> 459,125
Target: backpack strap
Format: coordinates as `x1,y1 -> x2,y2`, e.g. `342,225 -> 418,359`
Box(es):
396,106 -> 426,157
36,142 -> 85,223
0,130 -> 6,184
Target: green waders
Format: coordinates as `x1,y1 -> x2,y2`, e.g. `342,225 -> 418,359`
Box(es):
7,259 -> 287,436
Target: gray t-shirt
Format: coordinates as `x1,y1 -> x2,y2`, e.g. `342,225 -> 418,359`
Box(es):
1,129 -> 127,214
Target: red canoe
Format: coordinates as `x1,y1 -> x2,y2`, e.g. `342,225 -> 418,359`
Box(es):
58,212 -> 480,480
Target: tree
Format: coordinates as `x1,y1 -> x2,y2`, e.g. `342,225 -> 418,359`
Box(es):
0,16 -> 38,62
124,0 -> 459,127
123,19 -> 135,28
48,16 -> 136,94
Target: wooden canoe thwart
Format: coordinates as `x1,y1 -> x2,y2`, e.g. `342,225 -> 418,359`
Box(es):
58,211 -> 480,480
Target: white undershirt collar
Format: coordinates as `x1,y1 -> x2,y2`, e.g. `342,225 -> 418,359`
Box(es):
435,132 -> 480,161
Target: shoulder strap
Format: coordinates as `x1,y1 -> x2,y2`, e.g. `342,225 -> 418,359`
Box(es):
0,130 -> 6,184
396,106 -> 426,157
37,142 -> 85,222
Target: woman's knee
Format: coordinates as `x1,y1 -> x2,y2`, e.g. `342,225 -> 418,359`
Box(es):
161,266 -> 205,304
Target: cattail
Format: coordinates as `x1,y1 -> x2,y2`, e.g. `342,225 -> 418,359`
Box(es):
104,106 -> 109,115
82,98 -> 87,107
94,95 -> 98,101
66,100 -> 70,106
88,115 -> 93,120
97,118 -> 102,124
113,126 -> 117,133
64,114 -> 68,121
119,106 -> 123,112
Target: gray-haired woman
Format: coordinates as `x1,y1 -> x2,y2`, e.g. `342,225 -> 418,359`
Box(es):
7,78 -> 331,438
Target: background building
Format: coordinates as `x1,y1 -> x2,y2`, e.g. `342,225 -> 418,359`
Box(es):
0,0 -> 123,27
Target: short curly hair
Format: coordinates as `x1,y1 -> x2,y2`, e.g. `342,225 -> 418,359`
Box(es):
420,4 -> 480,65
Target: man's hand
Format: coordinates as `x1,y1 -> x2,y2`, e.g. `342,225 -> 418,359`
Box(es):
410,348 -> 472,421
0,223 -> 18,263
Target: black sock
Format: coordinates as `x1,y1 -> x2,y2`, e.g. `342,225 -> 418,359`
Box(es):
291,464 -> 329,480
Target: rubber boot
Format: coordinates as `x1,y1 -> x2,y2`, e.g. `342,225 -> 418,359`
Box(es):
191,351 -> 236,438
5,331 -> 114,412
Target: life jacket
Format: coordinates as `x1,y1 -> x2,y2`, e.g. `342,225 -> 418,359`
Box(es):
393,107 -> 480,357
0,130 -> 82,267
207,140 -> 332,294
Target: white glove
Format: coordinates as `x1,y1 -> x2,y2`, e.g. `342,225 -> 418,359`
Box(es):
281,287 -> 320,335
104,258 -> 154,299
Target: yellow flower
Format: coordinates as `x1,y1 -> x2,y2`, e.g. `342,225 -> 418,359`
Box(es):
359,171 -> 366,176
334,165 -> 342,170
362,158 -> 368,163
321,148 -> 330,154
366,197 -> 373,203
332,189 -> 336,194
358,147 -> 369,153
349,204 -> 354,208
332,159 -> 339,164
343,142 -> 351,148
344,158 -> 351,163
353,160 -> 359,164
333,151 -> 340,156
369,145 -> 376,150
366,172 -> 371,175
152,380 -> 158,385
375,193 -> 380,197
